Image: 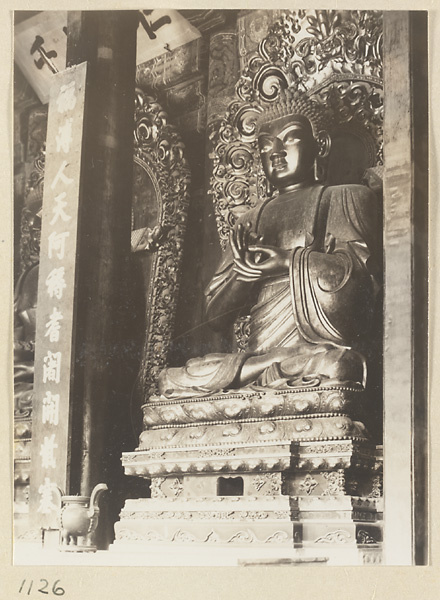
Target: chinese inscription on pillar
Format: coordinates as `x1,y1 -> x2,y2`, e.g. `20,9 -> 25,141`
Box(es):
29,62 -> 87,529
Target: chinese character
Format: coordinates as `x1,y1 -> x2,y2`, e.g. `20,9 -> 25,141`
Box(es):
56,80 -> 77,114
51,160 -> 74,190
48,231 -> 69,260
43,351 -> 62,384
37,477 -> 60,514
40,434 -> 58,469
42,391 -> 60,426
138,10 -> 172,40
46,267 -> 66,299
55,118 -> 73,153
45,308 -> 63,343
50,194 -> 71,226
30,35 -> 59,74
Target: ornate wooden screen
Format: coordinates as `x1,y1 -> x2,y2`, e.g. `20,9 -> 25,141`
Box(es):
131,89 -> 191,399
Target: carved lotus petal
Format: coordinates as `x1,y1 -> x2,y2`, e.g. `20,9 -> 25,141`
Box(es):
189,427 -> 206,439
295,419 -> 313,433
161,410 -> 178,423
160,430 -> 176,441
259,422 -> 276,435
327,392 -> 344,410
260,402 -> 277,415
294,397 -> 310,412
223,401 -> 247,418
222,424 -> 242,437
188,408 -> 208,420
335,418 -> 350,431
211,462 -> 225,471
247,460 -> 260,470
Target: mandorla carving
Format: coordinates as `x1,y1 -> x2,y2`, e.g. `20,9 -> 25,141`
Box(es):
264,10 -> 382,86
311,78 -> 383,165
14,147 -> 46,423
133,89 -> 191,397
209,10 -> 383,249
237,10 -> 382,103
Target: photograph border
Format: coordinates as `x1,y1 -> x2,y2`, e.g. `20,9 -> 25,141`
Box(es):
2,1 -> 439,598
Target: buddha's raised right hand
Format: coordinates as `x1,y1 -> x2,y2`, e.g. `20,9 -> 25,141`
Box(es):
230,221 -> 290,282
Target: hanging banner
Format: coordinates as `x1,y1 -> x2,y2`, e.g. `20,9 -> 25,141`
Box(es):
14,11 -> 68,104
14,10 -> 200,104
29,62 -> 87,530
135,9 -> 201,65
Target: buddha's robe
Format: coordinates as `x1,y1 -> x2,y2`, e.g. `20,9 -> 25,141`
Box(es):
158,183 -> 379,400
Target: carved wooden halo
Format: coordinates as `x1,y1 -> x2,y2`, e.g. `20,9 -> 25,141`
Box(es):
209,10 -> 384,249
19,148 -> 45,275
132,88 -> 191,397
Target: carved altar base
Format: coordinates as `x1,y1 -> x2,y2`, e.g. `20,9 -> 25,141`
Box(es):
115,388 -> 383,565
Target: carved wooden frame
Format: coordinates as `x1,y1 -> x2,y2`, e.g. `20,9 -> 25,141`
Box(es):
132,88 -> 191,397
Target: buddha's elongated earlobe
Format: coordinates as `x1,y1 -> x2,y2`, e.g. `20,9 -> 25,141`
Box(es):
314,160 -> 326,183
316,130 -> 331,158
314,131 -> 331,182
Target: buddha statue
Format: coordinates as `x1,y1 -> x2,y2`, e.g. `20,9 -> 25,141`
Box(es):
157,89 -> 380,400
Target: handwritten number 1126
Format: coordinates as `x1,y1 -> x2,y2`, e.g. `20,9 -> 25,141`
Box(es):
19,579 -> 65,596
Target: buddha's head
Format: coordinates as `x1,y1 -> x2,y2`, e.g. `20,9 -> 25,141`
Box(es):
257,89 -> 331,192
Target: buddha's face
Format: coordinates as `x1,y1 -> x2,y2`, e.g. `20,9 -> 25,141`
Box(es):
258,114 -> 317,192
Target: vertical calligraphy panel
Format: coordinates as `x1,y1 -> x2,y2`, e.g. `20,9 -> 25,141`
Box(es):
29,62 -> 87,530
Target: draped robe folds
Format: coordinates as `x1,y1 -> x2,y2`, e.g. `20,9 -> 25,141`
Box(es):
157,183 -> 379,400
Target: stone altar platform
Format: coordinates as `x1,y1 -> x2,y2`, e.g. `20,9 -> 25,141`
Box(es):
114,388 -> 383,565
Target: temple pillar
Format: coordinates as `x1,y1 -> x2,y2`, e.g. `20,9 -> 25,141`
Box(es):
64,10 -> 138,546
382,11 -> 428,565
